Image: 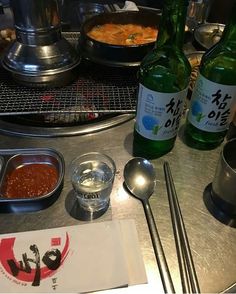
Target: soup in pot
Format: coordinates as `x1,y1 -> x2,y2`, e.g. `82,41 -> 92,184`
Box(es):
87,23 -> 158,45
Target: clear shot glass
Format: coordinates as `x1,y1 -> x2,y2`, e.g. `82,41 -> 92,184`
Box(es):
69,152 -> 116,214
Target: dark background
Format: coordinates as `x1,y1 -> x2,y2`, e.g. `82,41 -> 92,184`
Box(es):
0,0 -> 235,25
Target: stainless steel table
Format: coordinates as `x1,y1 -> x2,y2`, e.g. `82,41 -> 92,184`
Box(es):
0,119 -> 235,294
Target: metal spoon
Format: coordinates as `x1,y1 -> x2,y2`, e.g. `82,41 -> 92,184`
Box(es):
124,157 -> 175,294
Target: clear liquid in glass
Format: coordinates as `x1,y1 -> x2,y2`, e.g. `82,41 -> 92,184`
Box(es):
71,160 -> 114,212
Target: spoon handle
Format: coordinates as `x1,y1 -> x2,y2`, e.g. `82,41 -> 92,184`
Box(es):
143,200 -> 175,294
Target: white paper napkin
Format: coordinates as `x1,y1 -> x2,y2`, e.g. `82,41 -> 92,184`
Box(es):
114,1 -> 139,11
0,219 -> 147,293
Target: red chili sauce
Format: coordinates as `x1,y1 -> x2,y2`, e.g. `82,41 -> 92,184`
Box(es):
4,163 -> 58,198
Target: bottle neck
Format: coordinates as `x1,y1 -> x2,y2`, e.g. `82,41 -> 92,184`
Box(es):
220,1 -> 236,47
156,0 -> 188,49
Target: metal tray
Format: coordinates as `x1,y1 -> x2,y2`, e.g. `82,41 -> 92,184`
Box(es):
0,148 -> 65,213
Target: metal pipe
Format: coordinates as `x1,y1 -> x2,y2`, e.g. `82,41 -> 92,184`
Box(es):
10,0 -> 61,45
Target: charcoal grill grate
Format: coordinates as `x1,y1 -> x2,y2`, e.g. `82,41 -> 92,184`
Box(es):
0,32 -> 137,116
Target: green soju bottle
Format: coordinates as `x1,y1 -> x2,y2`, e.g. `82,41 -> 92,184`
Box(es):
133,0 -> 191,159
185,1 -> 236,150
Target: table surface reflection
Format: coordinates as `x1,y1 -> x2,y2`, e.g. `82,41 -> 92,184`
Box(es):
0,118 -> 235,294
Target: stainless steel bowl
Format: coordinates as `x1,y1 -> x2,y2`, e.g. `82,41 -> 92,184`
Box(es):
194,23 -> 225,49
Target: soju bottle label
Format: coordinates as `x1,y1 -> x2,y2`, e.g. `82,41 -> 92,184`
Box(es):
135,84 -> 187,140
188,74 -> 236,132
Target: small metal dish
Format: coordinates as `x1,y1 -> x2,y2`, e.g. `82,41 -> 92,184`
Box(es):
186,51 -> 205,98
194,23 -> 225,50
0,148 -> 65,213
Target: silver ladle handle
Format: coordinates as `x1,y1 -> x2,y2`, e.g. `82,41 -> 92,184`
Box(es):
143,199 -> 175,294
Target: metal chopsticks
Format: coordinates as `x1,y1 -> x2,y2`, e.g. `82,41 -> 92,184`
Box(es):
163,161 -> 201,294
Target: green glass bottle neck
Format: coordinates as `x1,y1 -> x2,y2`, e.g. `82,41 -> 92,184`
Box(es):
220,2 -> 236,47
155,0 -> 188,50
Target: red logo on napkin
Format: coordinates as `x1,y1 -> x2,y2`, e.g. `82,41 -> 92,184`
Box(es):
0,233 -> 70,287
51,237 -> 61,246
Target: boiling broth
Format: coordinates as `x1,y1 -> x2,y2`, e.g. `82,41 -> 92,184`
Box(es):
87,23 -> 158,45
